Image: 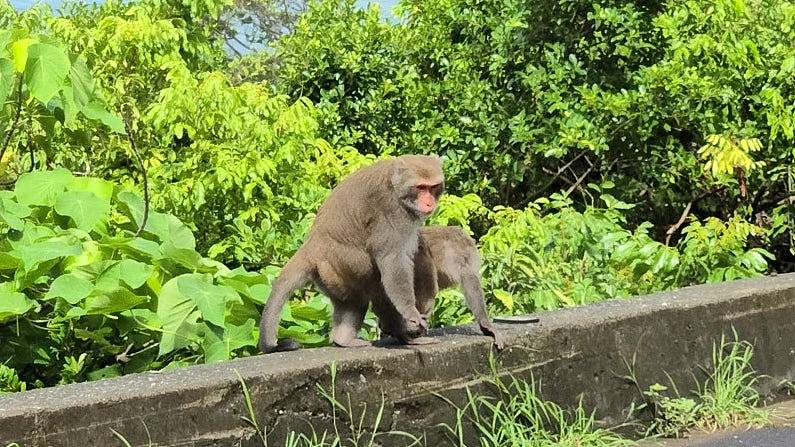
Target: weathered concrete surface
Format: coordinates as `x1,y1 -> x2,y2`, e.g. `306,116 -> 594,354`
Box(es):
2,274 -> 795,446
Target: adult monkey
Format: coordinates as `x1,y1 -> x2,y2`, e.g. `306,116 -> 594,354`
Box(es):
259,154 -> 445,353
372,226 -> 506,350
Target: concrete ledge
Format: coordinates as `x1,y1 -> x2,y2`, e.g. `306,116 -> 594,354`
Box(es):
2,274 -> 795,446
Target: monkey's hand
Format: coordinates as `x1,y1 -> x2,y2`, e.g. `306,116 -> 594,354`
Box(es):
403,311 -> 428,339
479,324 -> 506,350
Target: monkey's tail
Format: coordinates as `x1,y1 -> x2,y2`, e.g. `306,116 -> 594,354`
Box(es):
460,273 -> 491,329
259,254 -> 313,353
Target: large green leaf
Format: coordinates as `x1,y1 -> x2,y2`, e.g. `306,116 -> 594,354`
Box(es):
157,274 -> 239,357
54,190 -> 110,231
0,283 -> 34,322
157,276 -> 202,356
12,236 -> 81,272
82,287 -> 147,315
23,42 -> 70,104
70,177 -> 113,203
82,100 -> 124,133
14,168 -> 72,207
160,242 -> 201,270
46,273 -> 93,304
10,38 -> 34,73
67,54 -> 94,109
0,30 -> 12,59
202,319 -> 256,363
0,199 -> 25,230
176,274 -> 232,328
117,191 -> 196,248
95,259 -> 153,290
0,58 -> 15,106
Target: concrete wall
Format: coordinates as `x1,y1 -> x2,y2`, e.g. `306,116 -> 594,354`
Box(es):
2,274 -> 795,446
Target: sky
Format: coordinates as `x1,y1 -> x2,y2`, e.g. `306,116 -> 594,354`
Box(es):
10,0 -> 399,17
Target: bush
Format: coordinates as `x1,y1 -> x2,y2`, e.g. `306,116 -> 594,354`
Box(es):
0,170 -> 334,388
428,184 -> 771,325
272,0 -> 795,266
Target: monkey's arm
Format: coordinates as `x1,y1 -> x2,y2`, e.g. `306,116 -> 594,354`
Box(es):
461,274 -> 506,350
375,252 -> 426,337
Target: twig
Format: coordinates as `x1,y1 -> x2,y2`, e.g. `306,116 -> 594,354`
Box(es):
0,77 -> 24,167
27,112 -> 35,172
665,201 -> 692,246
541,167 -> 575,187
564,165 -> 594,196
121,109 -> 150,238
531,150 -> 588,199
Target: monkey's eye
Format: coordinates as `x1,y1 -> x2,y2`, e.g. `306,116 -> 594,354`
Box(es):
431,183 -> 444,197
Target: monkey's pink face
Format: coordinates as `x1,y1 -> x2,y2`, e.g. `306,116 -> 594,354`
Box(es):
413,182 -> 444,216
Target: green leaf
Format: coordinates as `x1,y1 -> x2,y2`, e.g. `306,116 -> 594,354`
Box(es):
202,319 -> 256,363
158,274 -> 239,357
46,273 -> 93,304
492,288 -> 514,311
0,252 -> 20,270
67,54 -> 94,109
95,259 -> 152,290
176,274 -> 234,328
81,100 -> 124,133
0,283 -> 34,322
161,242 -> 201,270
12,236 -> 81,272
0,58 -> 15,106
157,277 -> 202,356
10,38 -> 34,73
117,191 -> 195,248
86,364 -> 122,381
290,301 -> 330,321
83,287 -> 147,315
23,42 -> 70,104
70,177 -> 113,203
0,199 -> 24,230
14,168 -> 73,207
0,31 -> 11,59
54,190 -> 110,231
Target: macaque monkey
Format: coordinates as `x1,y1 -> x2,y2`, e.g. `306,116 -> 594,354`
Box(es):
259,154 -> 445,353
371,226 -> 506,350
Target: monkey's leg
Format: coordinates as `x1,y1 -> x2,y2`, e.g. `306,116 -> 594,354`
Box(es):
259,255 -> 311,353
331,300 -> 371,348
461,273 -> 506,350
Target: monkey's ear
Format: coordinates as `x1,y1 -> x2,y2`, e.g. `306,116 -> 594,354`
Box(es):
391,158 -> 408,189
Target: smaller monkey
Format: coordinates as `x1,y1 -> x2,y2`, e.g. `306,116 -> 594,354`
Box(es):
371,226 -> 506,350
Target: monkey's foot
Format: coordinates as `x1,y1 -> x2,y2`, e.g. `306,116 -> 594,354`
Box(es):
333,338 -> 371,348
405,336 -> 438,345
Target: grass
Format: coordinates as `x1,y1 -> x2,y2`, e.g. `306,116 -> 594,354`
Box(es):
439,356 -> 633,447
236,362 -> 421,447
637,330 -> 770,438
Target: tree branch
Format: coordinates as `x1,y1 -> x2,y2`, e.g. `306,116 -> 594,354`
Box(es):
121,109 -> 150,238
665,201 -> 692,246
0,77 -> 24,168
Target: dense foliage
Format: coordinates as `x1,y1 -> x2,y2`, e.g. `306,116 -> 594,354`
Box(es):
274,0 -> 793,267
0,0 -> 786,390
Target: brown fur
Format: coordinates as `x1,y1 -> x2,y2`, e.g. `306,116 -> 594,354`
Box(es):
259,154 -> 445,353
372,226 -> 506,350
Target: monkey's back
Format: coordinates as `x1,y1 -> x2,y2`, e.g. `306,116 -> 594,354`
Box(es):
309,159 -> 394,244
418,226 -> 480,289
